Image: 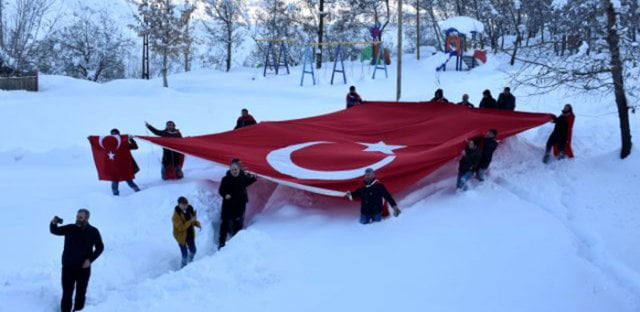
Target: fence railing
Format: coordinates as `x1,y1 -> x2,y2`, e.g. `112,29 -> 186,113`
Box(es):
0,72 -> 38,92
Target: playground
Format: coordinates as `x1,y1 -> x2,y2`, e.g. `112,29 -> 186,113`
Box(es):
255,16 -> 490,88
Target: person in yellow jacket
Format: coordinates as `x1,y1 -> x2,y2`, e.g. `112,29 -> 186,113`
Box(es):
172,196 -> 201,268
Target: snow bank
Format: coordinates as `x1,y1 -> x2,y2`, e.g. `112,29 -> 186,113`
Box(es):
439,16 -> 485,36
1,51 -> 639,311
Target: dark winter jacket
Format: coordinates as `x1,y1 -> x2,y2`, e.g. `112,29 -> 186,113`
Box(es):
478,138 -> 498,170
497,93 -> 516,110
346,92 -> 363,108
351,180 -> 397,216
430,96 -> 449,103
479,96 -> 498,109
551,114 -> 569,142
219,171 -> 257,220
235,115 -> 257,129
129,137 -> 140,173
457,101 -> 475,108
50,223 -> 104,268
172,205 -> 201,245
146,124 -> 183,166
458,146 -> 481,173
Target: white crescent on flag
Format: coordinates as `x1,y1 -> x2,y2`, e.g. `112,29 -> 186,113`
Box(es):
266,141 -> 406,180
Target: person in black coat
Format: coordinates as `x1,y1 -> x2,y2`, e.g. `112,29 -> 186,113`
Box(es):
476,129 -> 499,181
479,89 -> 497,109
109,128 -> 140,195
543,104 -> 573,163
346,168 -> 401,224
145,121 -> 184,179
457,139 -> 481,191
430,88 -> 449,103
457,94 -> 475,108
50,209 -> 104,312
497,87 -> 516,110
218,160 -> 257,249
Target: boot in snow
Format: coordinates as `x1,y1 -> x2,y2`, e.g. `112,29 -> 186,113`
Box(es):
543,153 -> 551,164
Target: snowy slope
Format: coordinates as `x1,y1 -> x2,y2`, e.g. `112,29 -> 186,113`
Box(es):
0,52 -> 639,311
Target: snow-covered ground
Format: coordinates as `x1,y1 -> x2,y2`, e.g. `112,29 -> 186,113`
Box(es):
1,52 -> 639,311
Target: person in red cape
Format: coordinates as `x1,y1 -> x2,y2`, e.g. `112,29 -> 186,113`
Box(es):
544,104 -> 575,163
234,108 -> 257,129
109,129 -> 140,195
346,168 -> 401,224
145,121 -> 184,179
346,85 -> 363,109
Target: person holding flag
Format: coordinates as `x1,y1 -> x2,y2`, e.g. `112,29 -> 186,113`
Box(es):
346,168 -> 401,224
145,121 -> 184,179
88,130 -> 139,195
108,129 -> 140,195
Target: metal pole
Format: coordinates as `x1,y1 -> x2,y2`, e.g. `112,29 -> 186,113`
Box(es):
396,0 -> 403,101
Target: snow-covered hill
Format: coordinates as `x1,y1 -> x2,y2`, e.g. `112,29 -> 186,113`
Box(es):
1,53 -> 639,311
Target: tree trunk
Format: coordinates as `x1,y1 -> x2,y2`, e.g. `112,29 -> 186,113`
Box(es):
316,0 -> 324,69
604,0 -> 632,158
510,10 -> 522,66
226,21 -> 232,72
162,47 -> 169,88
0,0 -> 4,49
427,6 -> 442,51
184,26 -> 191,72
397,0 -> 402,101
416,0 -> 420,60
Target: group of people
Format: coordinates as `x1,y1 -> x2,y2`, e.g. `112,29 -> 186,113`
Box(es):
107,108 -> 258,196
347,85 -> 575,189
51,87 -> 575,312
346,85 -> 517,111
430,87 -> 517,111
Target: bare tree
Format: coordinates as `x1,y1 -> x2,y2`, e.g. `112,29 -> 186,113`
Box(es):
201,0 -> 247,72
1,0 -> 57,72
39,6 -> 134,82
512,0 -> 635,159
130,0 -> 192,87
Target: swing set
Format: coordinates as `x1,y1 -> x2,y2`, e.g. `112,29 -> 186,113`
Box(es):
300,41 -> 388,86
256,39 -> 295,77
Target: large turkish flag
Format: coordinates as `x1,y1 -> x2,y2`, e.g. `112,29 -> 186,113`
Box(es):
88,135 -> 136,181
138,102 -> 554,196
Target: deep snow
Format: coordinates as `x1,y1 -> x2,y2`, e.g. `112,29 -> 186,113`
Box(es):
0,52 -> 639,311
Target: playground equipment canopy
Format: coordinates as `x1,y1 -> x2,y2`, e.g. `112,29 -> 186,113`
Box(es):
139,102 -> 553,197
439,16 -> 485,35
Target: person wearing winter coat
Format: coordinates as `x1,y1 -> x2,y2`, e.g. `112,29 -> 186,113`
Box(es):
218,160 -> 257,249
235,108 -> 257,129
457,139 -> 481,191
457,94 -> 475,108
109,128 -> 141,195
479,89 -> 498,109
145,121 -> 184,180
346,85 -> 363,108
497,87 -> 516,110
430,88 -> 449,103
543,104 -> 575,163
50,209 -> 104,312
346,168 -> 401,224
172,196 -> 201,268
476,129 -> 499,181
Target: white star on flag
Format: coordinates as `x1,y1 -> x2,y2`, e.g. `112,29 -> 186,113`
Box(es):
358,141 -> 407,155
107,151 -> 115,160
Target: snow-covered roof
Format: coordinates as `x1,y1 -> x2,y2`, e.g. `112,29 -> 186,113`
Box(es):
439,16 -> 485,36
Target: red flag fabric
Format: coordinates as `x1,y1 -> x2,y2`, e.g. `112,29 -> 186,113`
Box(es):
138,102 -> 554,196
88,135 -> 136,181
